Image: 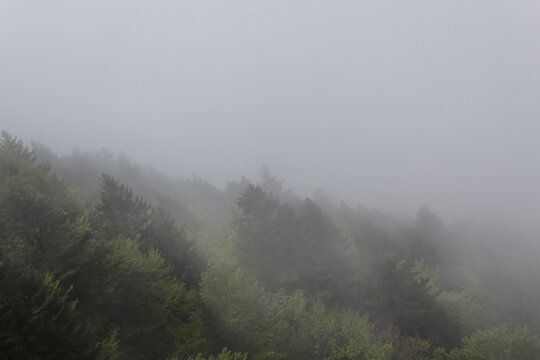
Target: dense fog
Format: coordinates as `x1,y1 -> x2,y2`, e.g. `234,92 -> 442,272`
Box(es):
2,1 -> 539,237
2,3 -> 540,359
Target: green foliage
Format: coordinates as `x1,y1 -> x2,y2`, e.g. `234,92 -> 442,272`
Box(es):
368,258 -> 460,348
6,131 -> 540,360
0,264 -> 110,359
143,208 -> 204,288
235,185 -> 348,297
187,347 -> 248,360
93,173 -> 152,239
195,224 -> 240,267
0,133 -> 204,359
94,331 -> 121,360
200,261 -> 392,360
291,301 -> 393,360
93,174 -> 204,288
71,238 -> 205,360
449,325 -> 540,360
0,133 -> 88,274
414,261 -> 483,341
437,291 -> 482,337
235,185 -> 286,282
0,130 -> 37,162
391,336 -> 448,360
200,263 -> 288,359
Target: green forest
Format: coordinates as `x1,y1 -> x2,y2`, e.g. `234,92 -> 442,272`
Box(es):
2,130 -> 540,360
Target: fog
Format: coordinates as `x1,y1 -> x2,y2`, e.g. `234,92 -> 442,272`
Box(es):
1,1 -> 539,236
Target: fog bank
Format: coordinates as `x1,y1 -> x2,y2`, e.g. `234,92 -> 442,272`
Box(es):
1,1 -> 539,235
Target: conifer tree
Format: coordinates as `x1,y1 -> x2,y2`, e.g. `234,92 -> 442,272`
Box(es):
93,173 -> 204,288
93,173 -> 152,240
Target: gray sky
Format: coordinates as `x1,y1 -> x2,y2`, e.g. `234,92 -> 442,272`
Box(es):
1,1 -> 539,233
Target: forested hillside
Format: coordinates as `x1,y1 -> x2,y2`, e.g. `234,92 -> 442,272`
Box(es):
2,131 -> 540,360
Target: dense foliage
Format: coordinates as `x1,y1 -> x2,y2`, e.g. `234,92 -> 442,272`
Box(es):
2,131 -> 540,359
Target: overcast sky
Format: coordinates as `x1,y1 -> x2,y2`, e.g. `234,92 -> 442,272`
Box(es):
1,1 -> 539,233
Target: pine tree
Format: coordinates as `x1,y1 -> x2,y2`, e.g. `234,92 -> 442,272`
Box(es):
93,174 -> 204,288
93,173 -> 152,240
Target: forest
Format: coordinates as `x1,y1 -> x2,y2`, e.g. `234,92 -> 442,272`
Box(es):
2,130 -> 540,360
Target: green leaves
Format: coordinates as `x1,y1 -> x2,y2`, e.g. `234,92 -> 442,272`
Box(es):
5,130 -> 540,360
71,237 -> 205,360
0,133 -> 87,274
291,301 -> 393,360
0,266 -> 103,359
94,173 -> 152,240
449,325 -> 540,360
188,347 -> 248,360
0,133 -> 204,360
200,263 -> 286,360
200,261 -> 392,360
235,186 -> 349,297
93,174 -> 204,288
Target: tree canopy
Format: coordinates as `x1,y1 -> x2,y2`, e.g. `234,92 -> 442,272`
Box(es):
2,131 -> 540,359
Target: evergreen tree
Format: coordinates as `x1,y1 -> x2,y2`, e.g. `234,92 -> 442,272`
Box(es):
93,174 -> 204,288
235,185 -> 349,297
93,173 -> 152,240
0,263 -> 119,359
69,238 -> 205,360
0,133 -> 205,359
235,185 -> 292,286
370,258 -> 460,348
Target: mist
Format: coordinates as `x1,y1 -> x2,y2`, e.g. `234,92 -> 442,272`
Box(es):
1,1 -> 539,236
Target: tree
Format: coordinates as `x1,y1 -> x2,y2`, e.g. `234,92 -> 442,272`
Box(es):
449,325 -> 540,360
69,238 -> 205,360
0,132 -> 89,274
188,348 -> 248,360
200,262 -> 288,360
292,198 -> 349,297
235,185 -> 293,286
143,208 -> 204,288
235,185 -> 349,296
93,174 -> 204,288
93,173 -> 152,240
391,336 -> 447,360
291,301 -> 393,360
407,205 -> 458,267
0,133 -> 205,359
0,263 -> 118,359
369,258 -> 460,348
258,166 -> 284,196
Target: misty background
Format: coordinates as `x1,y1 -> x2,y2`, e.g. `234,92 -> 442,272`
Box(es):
1,1 -> 539,237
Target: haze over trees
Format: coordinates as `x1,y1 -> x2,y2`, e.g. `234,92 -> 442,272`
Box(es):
1,2 -> 539,359
2,131 -> 540,359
